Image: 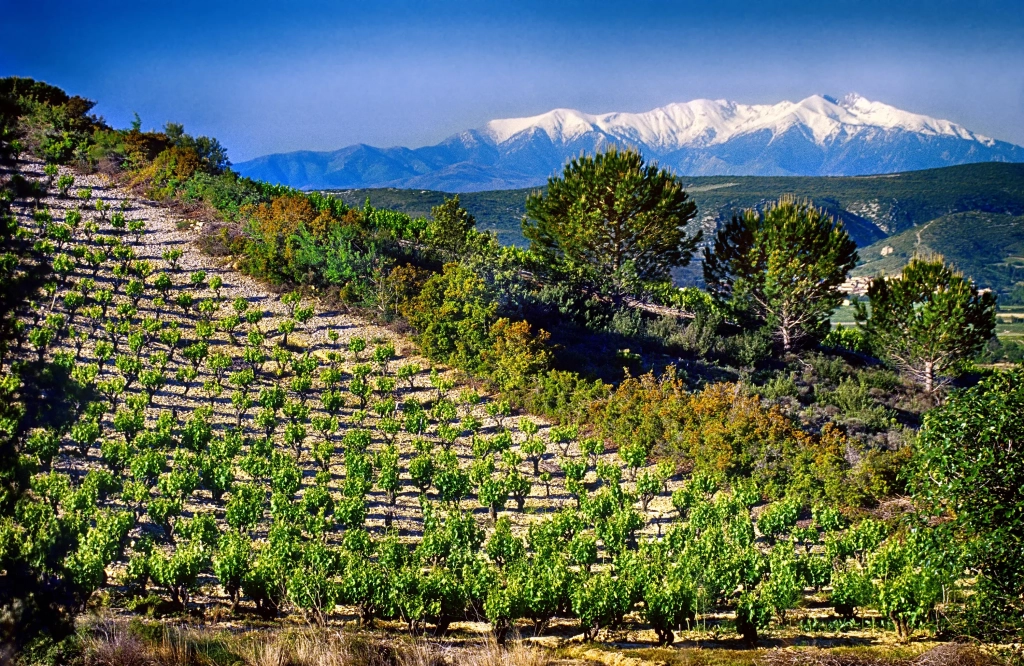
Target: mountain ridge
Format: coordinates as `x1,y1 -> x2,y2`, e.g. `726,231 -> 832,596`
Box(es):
236,95 -> 1024,192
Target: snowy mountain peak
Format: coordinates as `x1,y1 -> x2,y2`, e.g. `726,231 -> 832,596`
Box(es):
484,108 -> 597,144
235,94 -> 1023,192
838,92 -> 865,108
479,94 -> 991,151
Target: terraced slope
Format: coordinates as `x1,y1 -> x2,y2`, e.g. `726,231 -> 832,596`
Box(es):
6,157 -> 982,661
7,157 -> 676,630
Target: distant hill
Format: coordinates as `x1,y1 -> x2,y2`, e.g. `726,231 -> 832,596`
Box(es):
328,164 -> 1024,282
237,94 -> 1024,191
853,212 -> 1024,297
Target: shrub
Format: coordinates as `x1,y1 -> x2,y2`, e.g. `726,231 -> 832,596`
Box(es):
212,530 -> 251,612
869,536 -> 946,641
408,263 -> 497,371
597,373 -> 853,503
483,318 -> 551,392
642,568 -> 696,645
225,483 -> 264,532
287,542 -> 341,626
570,572 -> 631,641
829,565 -> 874,619
912,367 -> 1024,636
149,540 -> 206,607
757,499 -> 801,543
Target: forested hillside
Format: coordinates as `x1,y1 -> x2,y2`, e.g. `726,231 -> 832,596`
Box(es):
852,212 -> 1024,296
329,162 -> 1024,248
1,77 -> 1022,666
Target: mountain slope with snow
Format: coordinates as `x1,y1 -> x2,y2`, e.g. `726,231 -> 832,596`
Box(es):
236,94 -> 1024,191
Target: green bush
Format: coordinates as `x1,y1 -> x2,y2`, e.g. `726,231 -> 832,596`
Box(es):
571,571 -> 631,641
757,499 -> 801,542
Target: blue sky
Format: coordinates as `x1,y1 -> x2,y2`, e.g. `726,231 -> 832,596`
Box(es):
2,0 -> 1022,162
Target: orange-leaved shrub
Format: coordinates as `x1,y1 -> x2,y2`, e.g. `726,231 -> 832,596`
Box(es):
483,318 -> 552,392
593,370 -> 865,505
132,145 -> 201,198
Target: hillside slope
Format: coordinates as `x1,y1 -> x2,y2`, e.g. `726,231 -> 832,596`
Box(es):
328,162 -> 1024,252
852,211 -> 1024,296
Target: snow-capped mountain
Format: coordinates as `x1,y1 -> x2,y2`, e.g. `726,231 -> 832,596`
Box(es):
235,94 -> 1024,192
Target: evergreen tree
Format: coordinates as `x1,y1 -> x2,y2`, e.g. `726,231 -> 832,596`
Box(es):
855,255 -> 995,392
523,147 -> 700,299
426,195 -> 477,262
703,199 -> 857,352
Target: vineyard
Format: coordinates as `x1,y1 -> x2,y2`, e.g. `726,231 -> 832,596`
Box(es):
1,78 -> 1021,666
0,160 -> 989,663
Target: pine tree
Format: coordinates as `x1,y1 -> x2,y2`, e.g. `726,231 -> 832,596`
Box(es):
856,255 -> 995,392
426,195 -> 478,262
523,147 -> 700,299
704,199 -> 857,352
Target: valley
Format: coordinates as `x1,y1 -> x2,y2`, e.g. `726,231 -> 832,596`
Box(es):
330,163 -> 1024,298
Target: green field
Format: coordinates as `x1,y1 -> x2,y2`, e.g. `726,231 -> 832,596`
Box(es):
997,306 -> 1024,340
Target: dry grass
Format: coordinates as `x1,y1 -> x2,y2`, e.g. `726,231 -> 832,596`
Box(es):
83,621 -> 236,666
759,643 -> 1004,666
80,620 -> 551,666
912,644 -> 1003,666
457,636 -> 551,666
82,622 -> 151,666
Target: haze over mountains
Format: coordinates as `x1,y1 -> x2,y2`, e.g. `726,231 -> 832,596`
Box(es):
236,94 -> 1024,192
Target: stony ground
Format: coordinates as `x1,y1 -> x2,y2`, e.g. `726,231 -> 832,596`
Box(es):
9,158 -> 970,665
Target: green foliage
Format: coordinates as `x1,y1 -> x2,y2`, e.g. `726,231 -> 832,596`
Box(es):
761,543 -> 802,622
756,499 -> 801,542
408,263 -> 497,371
149,539 -> 207,607
856,256 -> 996,392
913,368 -> 1024,636
225,483 -> 264,532
704,199 -> 858,352
868,534 -> 947,641
735,590 -> 772,645
434,450 -> 471,505
287,542 -> 340,625
830,565 -> 874,619
425,195 -> 478,262
212,530 -> 251,611
570,571 -> 631,640
523,146 -> 699,299
478,475 -> 509,523
822,323 -> 871,354
486,516 -> 525,568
